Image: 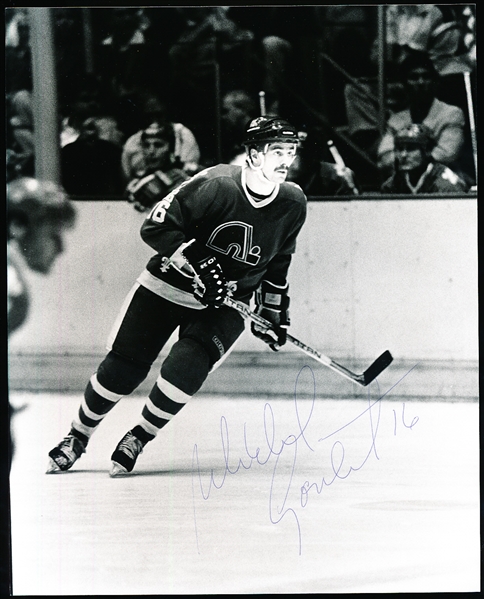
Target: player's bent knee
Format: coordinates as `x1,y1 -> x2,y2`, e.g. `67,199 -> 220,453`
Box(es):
97,351 -> 151,395
161,338 -> 211,396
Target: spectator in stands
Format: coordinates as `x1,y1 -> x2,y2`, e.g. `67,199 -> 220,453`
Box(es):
343,68 -> 407,162
229,7 -> 336,123
60,98 -> 125,149
366,6 -> 476,160
343,5 -> 475,166
168,7 -> 254,157
314,5 -> 376,128
98,8 -> 152,96
59,71 -> 126,149
97,8 -> 159,139
7,89 -> 35,180
124,122 -> 191,213
226,7 -> 297,115
220,89 -> 258,163
6,9 -> 35,180
380,123 -> 469,194
5,8 -> 32,97
6,149 -> 21,183
286,129 -> 360,196
377,51 -> 466,182
122,91 -> 200,180
371,4 -> 476,78
61,116 -> 124,196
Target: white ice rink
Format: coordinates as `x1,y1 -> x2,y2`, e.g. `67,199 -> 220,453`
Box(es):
9,381 -> 480,595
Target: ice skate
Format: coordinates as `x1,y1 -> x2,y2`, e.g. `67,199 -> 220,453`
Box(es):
46,432 -> 86,473
110,431 -> 145,477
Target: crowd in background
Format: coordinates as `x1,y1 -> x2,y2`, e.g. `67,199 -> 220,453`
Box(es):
6,6 -> 477,196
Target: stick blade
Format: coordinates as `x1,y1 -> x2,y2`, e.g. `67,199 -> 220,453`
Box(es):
362,350 -> 393,386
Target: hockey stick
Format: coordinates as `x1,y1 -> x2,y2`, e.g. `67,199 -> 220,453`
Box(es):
327,140 -> 359,195
224,295 -> 393,387
159,258 -> 393,386
463,72 -> 477,185
259,90 -> 266,116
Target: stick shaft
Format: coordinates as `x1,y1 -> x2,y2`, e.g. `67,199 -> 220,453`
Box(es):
464,72 -> 477,183
160,258 -> 391,386
259,91 -> 266,116
225,297 -> 369,385
327,139 -> 346,169
327,140 -> 359,195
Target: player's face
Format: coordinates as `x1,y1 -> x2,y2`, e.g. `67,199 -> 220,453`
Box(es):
222,96 -> 249,131
261,142 -> 298,183
396,143 -> 425,172
79,118 -> 99,143
22,221 -> 65,274
142,137 -> 170,170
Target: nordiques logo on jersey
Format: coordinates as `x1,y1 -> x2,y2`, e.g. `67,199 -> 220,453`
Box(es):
207,221 -> 261,265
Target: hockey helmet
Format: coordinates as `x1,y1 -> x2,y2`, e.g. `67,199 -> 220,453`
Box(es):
142,121 -> 174,142
243,117 -> 299,147
394,124 -> 434,152
7,177 -> 76,230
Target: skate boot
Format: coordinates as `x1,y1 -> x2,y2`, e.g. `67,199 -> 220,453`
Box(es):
110,431 -> 145,477
46,432 -> 86,473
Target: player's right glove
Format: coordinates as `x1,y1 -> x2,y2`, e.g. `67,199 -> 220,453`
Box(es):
251,280 -> 290,351
126,169 -> 190,212
181,240 -> 228,308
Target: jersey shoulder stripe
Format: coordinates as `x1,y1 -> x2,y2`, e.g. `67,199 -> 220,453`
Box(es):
286,180 -> 304,193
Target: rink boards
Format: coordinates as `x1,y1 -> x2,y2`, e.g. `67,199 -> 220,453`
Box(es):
8,197 -> 478,400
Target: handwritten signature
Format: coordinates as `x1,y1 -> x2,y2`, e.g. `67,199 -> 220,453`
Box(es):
192,364 -> 419,554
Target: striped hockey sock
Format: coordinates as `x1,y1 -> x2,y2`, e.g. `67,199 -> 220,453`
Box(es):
71,374 -> 124,444
132,375 -> 191,444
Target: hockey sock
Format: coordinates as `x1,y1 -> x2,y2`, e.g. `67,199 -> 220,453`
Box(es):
71,374 -> 125,442
134,374 -> 192,440
71,351 -> 152,442
134,338 -> 211,440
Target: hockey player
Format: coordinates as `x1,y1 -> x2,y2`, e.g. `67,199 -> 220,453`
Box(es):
47,116 -> 307,477
7,177 -> 76,336
8,177 -> 76,470
125,122 -> 191,213
380,124 -> 470,194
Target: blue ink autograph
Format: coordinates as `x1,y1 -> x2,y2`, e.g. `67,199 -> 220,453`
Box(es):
192,363 -> 419,555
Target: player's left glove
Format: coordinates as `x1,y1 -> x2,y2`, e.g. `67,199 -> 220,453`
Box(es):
126,169 -> 190,212
251,280 -> 290,351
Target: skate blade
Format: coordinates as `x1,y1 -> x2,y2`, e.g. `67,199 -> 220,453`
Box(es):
109,461 -> 129,478
46,457 -> 63,474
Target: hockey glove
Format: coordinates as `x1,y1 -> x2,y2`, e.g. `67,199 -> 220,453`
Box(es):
251,280 -> 290,351
126,169 -> 190,212
182,240 -> 228,308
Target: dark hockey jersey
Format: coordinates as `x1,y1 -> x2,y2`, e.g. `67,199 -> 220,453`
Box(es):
381,162 -> 469,194
139,163 -> 307,306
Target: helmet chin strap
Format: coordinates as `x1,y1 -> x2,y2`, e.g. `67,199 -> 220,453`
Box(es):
247,145 -> 276,187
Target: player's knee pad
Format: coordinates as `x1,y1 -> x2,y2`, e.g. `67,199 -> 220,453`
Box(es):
161,338 -> 211,396
96,351 -> 151,395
